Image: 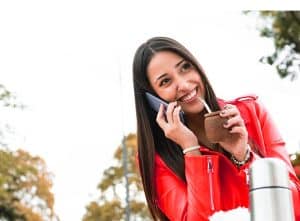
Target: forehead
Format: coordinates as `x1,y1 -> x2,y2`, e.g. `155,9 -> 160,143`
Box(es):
147,51 -> 183,76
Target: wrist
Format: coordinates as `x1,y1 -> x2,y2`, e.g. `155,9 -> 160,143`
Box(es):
181,137 -> 199,150
185,149 -> 202,155
183,145 -> 201,155
232,144 -> 249,161
230,144 -> 251,167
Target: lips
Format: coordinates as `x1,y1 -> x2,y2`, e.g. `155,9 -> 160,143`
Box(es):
179,88 -> 197,103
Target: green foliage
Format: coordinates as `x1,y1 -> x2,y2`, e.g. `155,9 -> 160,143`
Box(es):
0,149 -> 56,221
290,152 -> 300,180
0,84 -> 24,109
83,201 -> 124,221
0,84 -> 25,147
0,84 -> 56,220
82,133 -> 151,221
256,11 -> 300,80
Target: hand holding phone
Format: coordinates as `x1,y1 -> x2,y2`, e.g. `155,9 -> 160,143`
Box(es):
145,92 -> 185,124
145,92 -> 200,149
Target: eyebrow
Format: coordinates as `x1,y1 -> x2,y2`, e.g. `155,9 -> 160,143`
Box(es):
154,59 -> 185,83
175,59 -> 185,68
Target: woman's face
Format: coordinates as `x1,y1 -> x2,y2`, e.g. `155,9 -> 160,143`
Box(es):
147,51 -> 206,114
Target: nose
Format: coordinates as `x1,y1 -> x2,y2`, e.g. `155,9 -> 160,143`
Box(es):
176,76 -> 190,92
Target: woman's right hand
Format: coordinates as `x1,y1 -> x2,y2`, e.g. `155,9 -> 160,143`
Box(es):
156,101 -> 199,150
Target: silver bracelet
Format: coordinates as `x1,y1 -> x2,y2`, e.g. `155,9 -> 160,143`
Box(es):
183,146 -> 200,154
230,145 -> 251,166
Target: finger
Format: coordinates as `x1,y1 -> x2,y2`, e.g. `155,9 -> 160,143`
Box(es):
220,105 -> 240,118
224,104 -> 235,110
156,104 -> 168,130
165,101 -> 177,124
173,105 -> 182,124
229,125 -> 248,137
224,115 -> 245,128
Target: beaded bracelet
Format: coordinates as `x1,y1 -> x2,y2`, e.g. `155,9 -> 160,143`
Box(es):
230,145 -> 251,166
183,146 -> 200,154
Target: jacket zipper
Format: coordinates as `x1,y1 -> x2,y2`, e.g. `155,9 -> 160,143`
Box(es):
207,157 -> 215,211
244,168 -> 249,185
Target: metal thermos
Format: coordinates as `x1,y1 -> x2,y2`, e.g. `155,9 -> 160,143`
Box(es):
249,158 -> 295,221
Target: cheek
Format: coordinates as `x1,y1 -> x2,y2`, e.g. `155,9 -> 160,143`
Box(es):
156,87 -> 177,102
199,81 -> 206,96
196,76 -> 205,95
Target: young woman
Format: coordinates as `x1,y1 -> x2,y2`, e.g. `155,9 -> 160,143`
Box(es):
132,36 -> 300,221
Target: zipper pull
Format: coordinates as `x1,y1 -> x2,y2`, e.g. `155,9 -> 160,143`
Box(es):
207,157 -> 215,211
207,157 -> 214,173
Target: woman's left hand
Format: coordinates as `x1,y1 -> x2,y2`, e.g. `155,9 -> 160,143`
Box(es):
218,104 -> 248,161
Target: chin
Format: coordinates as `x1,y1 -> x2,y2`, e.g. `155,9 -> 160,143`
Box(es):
182,103 -> 204,114
183,108 -> 204,115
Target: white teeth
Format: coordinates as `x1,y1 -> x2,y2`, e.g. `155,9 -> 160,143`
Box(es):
181,89 -> 196,102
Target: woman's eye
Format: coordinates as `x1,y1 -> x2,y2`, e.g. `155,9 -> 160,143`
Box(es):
159,78 -> 170,86
181,62 -> 193,72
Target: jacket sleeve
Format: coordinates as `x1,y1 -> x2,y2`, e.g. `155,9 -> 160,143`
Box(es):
155,154 -> 221,221
242,98 -> 300,220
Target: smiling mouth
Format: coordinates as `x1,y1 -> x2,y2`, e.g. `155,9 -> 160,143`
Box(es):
179,88 -> 197,103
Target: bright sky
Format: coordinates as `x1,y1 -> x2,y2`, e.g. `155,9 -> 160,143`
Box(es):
1,1 -> 300,221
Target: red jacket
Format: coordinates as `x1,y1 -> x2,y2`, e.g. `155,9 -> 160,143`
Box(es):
154,95 -> 300,221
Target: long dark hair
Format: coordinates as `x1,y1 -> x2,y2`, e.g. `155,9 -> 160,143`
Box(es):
132,37 -> 221,220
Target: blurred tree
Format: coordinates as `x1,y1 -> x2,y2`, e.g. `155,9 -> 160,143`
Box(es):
0,149 -> 56,221
82,133 -> 151,221
0,84 -> 25,147
0,83 -> 57,220
249,11 -> 300,80
0,84 -> 24,109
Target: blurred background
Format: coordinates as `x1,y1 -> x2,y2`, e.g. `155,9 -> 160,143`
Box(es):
1,1 -> 300,221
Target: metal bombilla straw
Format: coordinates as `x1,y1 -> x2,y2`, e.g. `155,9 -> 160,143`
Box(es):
199,97 -> 212,113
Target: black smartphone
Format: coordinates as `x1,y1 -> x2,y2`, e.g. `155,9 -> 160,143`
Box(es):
145,92 -> 185,124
